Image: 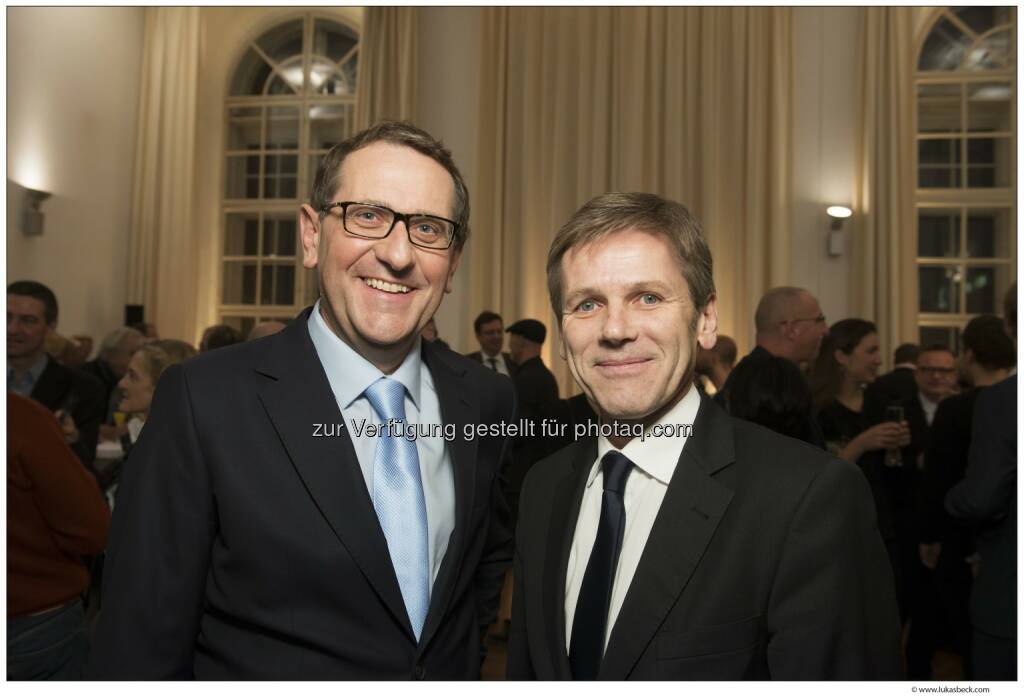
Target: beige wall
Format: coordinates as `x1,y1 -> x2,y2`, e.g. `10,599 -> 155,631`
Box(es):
790,7 -> 861,332
7,7 -> 144,339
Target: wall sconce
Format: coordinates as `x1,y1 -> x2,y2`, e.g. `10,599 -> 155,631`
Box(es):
825,205 -> 852,257
23,188 -> 52,236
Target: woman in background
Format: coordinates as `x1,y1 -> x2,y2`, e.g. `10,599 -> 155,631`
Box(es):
809,318 -> 907,462
117,339 -> 197,442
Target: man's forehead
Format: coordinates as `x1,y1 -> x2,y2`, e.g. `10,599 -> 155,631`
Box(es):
7,294 -> 45,314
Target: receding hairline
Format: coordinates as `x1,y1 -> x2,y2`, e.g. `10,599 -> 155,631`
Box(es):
755,286 -> 814,332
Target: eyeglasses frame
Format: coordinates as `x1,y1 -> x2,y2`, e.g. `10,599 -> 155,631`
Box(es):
319,201 -> 459,251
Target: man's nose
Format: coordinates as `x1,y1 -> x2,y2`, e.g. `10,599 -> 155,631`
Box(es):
375,220 -> 416,271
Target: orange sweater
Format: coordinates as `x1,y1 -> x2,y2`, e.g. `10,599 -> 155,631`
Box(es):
8,393 -> 110,617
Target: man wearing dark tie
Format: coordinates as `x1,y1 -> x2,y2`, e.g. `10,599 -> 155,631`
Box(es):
508,192 -> 901,680
467,310 -> 517,376
89,121 -> 514,679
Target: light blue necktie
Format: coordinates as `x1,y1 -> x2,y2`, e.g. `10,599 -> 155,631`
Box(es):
364,376 -> 430,640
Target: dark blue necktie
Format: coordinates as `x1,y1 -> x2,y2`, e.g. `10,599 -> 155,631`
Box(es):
569,450 -> 634,680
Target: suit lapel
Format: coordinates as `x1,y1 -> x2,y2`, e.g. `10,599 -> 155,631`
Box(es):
255,310 -> 413,639
598,397 -> 736,680
417,343 -> 478,650
545,438 -> 595,679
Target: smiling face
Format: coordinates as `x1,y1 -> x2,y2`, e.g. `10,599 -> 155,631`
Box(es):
300,142 -> 461,371
7,294 -> 51,362
559,228 -> 718,422
837,331 -> 883,385
118,351 -> 155,416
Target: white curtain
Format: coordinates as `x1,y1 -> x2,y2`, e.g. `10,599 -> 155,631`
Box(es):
126,7 -> 201,343
355,7 -> 418,129
853,7 -> 917,363
473,7 -> 792,394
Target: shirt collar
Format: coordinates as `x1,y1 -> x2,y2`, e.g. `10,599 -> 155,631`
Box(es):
307,299 -> 423,409
587,382 -> 701,488
7,353 -> 49,384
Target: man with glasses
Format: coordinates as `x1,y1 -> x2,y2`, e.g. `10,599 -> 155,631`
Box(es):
716,286 -> 828,447
90,122 -> 514,679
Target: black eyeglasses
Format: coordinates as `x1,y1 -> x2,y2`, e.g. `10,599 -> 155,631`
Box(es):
320,201 -> 458,250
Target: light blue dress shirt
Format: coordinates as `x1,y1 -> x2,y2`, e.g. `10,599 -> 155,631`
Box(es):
7,353 -> 49,396
307,300 -> 456,590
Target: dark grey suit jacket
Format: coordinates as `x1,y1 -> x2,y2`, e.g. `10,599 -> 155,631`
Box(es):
89,308 -> 514,679
466,350 -> 517,376
508,394 -> 902,680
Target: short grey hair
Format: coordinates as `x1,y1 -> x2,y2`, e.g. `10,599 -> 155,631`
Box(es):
754,287 -> 810,333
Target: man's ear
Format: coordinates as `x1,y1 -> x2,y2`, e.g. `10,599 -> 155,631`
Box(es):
299,204 -> 321,270
444,247 -> 462,294
696,295 -> 719,350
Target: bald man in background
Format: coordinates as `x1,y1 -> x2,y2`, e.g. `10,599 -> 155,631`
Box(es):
716,287 -> 827,448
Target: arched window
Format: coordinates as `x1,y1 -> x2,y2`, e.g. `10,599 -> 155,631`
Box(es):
220,14 -> 359,337
915,7 -> 1016,351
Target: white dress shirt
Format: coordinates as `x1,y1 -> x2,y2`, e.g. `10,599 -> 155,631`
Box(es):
482,352 -> 512,377
918,391 -> 938,427
564,384 -> 701,653
308,300 -> 455,590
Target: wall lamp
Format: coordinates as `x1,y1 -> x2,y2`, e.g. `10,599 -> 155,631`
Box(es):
825,205 -> 852,257
23,188 -> 52,236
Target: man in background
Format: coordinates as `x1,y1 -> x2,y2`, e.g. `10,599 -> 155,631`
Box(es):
945,285 -> 1017,680
8,280 -> 104,471
695,334 -> 736,393
717,287 -> 827,447
505,319 -> 561,522
467,310 -> 516,376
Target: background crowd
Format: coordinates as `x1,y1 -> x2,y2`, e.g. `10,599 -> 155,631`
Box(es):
7,277 -> 1017,681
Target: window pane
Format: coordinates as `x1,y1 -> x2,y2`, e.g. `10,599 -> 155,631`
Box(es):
230,48 -> 274,96
264,155 -> 298,199
260,264 -> 296,306
918,17 -> 972,71
968,83 -> 1012,133
918,83 -> 961,133
266,106 -> 299,149
313,19 -> 358,63
965,266 -> 997,313
255,19 -> 303,68
309,104 -> 350,149
226,155 -> 261,199
967,209 -> 1013,258
919,265 -> 962,313
223,262 -> 259,304
966,137 -> 1011,187
225,214 -> 260,256
918,210 -> 960,257
263,216 -> 298,257
952,6 -> 1011,35
227,107 -> 261,150
919,326 -> 962,354
964,29 -> 1013,71
918,139 -> 962,187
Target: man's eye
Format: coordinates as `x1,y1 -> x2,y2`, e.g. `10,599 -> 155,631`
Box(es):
577,300 -> 597,313
640,294 -> 659,305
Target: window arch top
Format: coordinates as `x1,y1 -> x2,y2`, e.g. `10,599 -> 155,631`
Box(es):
918,7 -> 1015,72
230,17 -> 359,97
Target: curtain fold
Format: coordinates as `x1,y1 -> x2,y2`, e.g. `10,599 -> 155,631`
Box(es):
354,7 -> 417,130
127,7 -> 201,343
854,7 -> 917,363
473,7 -> 792,395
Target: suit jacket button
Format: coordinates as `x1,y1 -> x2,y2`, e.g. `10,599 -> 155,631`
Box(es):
414,664 -> 426,680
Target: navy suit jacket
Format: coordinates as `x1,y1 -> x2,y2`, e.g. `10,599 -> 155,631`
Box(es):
89,308 -> 514,679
